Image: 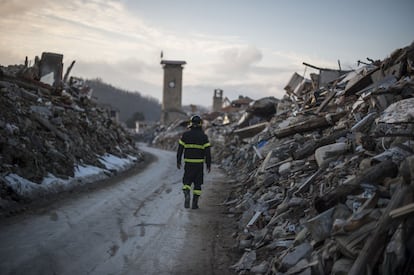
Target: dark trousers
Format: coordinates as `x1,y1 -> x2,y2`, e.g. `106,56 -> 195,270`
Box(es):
182,163 -> 204,195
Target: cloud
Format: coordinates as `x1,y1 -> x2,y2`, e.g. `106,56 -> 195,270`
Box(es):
72,58 -> 160,93
0,48 -> 25,65
0,0 -> 160,61
0,0 -> 329,108
0,0 -> 49,17
217,45 -> 263,73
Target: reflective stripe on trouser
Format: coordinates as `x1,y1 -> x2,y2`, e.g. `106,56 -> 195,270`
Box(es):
182,185 -> 201,195
182,184 -> 191,191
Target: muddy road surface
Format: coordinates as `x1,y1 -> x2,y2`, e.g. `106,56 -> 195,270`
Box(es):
0,145 -> 238,275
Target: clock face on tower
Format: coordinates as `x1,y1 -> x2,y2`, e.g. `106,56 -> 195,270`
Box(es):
168,81 -> 175,88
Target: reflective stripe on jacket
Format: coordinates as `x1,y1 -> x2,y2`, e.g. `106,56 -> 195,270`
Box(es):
177,127 -> 211,167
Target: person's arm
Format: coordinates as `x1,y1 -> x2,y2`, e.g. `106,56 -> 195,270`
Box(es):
204,137 -> 211,173
177,138 -> 184,169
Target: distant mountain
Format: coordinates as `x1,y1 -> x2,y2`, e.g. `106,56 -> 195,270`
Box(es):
86,78 -> 161,122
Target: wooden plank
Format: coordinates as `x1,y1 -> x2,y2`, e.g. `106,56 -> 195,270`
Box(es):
315,159 -> 398,212
316,90 -> 336,113
336,221 -> 376,259
389,203 -> 414,219
33,113 -> 69,141
233,122 -> 268,139
344,67 -> 379,96
293,168 -> 323,195
348,184 -> 411,275
63,60 -> 76,83
0,74 -> 52,95
274,111 -> 346,139
265,157 -> 293,171
246,211 -> 262,228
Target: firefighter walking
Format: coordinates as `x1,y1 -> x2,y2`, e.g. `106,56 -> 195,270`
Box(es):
176,115 -> 211,209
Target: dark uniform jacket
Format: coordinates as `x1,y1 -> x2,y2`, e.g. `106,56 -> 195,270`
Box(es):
177,127 -> 211,169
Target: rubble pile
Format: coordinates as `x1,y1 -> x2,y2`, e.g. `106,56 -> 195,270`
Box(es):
0,60 -> 142,207
219,43 -> 414,274
152,96 -> 280,164
153,42 -> 414,274
151,119 -> 188,152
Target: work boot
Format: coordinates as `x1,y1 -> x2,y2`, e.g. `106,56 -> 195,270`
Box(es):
192,195 -> 199,209
184,190 -> 190,208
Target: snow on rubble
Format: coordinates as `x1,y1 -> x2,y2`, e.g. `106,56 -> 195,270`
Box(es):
3,154 -> 138,200
0,53 -> 144,212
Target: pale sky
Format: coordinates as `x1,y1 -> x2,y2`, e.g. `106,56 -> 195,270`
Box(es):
1,0 -> 413,108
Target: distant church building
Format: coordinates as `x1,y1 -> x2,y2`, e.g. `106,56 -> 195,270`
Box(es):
160,60 -> 186,125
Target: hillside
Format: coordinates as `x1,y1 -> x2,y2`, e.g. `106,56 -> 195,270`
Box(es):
86,78 -> 161,123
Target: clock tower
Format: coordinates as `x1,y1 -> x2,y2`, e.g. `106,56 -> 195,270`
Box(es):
160,59 -> 186,125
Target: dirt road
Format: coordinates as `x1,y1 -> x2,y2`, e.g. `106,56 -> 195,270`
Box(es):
0,145 -> 238,275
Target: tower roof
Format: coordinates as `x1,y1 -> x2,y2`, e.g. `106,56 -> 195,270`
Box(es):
160,60 -> 186,66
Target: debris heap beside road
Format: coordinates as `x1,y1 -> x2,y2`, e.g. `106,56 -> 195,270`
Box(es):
0,56 -> 142,211
153,42 -> 414,274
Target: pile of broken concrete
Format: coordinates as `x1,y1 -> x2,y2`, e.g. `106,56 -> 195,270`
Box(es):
0,61 -> 142,211
154,42 -> 414,274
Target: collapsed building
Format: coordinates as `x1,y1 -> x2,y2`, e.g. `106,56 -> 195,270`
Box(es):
0,53 -> 142,212
152,42 -> 414,274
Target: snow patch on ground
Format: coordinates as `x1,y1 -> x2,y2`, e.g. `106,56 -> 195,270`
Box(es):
99,154 -> 135,170
3,154 -> 138,199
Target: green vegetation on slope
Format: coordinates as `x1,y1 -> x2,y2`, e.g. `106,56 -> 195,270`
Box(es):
86,78 -> 161,123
